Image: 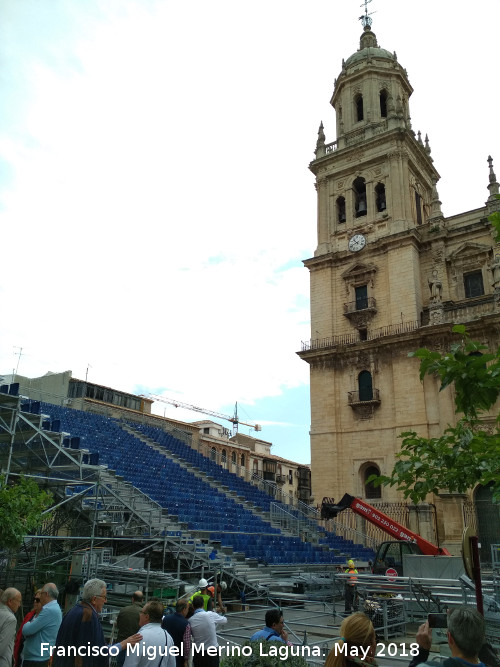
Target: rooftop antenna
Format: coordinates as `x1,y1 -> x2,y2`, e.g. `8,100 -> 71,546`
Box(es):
359,0 -> 375,28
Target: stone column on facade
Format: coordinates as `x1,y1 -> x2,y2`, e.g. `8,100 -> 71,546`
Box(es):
435,494 -> 468,555
337,132 -> 346,150
345,187 -> 355,226
400,152 -> 413,222
387,93 -> 400,131
490,254 -> 500,310
364,178 -> 374,220
315,176 -> 331,255
387,150 -> 405,221
408,503 -> 436,545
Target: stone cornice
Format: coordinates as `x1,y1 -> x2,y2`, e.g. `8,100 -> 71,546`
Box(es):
297,314 -> 500,365
310,127 -> 439,183
304,227 -> 422,270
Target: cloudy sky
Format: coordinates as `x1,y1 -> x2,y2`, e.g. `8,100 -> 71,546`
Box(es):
1,0 -> 498,464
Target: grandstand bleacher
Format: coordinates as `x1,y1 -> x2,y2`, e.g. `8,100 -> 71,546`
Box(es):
1,383 -> 375,596
28,399 -> 374,566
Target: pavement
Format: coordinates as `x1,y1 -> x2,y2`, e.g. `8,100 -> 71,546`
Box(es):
217,599 -> 455,666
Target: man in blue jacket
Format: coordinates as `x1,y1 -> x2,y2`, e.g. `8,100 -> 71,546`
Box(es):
22,583 -> 62,667
52,578 -> 142,667
250,609 -> 288,644
162,600 -> 191,667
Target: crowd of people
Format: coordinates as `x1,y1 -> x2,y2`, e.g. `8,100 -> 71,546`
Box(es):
0,577 -> 229,667
1,577 -> 498,667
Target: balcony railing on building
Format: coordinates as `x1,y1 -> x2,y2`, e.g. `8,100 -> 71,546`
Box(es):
348,388 -> 381,406
422,294 -> 497,326
344,296 -> 377,314
301,320 -> 419,352
348,387 -> 380,419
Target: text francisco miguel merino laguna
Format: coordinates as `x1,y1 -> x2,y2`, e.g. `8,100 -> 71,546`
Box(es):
40,642 -> 325,660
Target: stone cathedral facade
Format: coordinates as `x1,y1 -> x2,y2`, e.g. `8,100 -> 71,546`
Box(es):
298,22 -> 500,551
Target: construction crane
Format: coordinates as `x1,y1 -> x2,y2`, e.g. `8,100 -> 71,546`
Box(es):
147,395 -> 262,435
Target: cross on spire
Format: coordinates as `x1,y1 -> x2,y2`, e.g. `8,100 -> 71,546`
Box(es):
359,0 -> 375,28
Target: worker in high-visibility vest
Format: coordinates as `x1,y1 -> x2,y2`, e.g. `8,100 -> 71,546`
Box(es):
189,578 -> 213,611
344,559 -> 358,613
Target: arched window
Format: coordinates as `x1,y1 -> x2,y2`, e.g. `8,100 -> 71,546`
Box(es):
358,370 -> 373,401
375,183 -> 386,212
253,459 -> 258,473
379,90 -> 388,117
353,177 -> 367,217
221,449 -> 227,464
336,196 -> 346,223
364,464 -> 382,499
355,94 -> 364,122
210,447 -> 216,462
241,454 -> 245,467
231,451 -> 236,465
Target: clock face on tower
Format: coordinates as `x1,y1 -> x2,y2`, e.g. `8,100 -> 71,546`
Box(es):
348,233 -> 366,252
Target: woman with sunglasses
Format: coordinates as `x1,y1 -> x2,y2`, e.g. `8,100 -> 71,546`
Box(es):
13,590 -> 43,667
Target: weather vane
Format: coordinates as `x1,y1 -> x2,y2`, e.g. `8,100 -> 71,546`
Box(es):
359,0 -> 375,28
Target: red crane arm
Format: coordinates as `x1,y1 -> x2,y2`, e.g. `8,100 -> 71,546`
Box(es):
321,494 -> 451,556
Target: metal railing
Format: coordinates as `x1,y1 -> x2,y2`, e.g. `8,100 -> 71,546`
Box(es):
270,502 -> 320,540
196,439 -> 301,508
322,504 -> 412,550
344,296 -> 377,313
348,388 -> 381,404
301,320 -> 420,351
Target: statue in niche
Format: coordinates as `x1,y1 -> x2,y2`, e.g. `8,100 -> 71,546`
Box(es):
428,269 -> 443,303
490,255 -> 500,290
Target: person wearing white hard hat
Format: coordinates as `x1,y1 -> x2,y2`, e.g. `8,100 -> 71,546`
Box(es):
188,580 -> 213,612
206,581 -> 227,614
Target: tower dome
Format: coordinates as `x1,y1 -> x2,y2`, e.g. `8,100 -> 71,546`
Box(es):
344,25 -> 395,68
330,22 -> 413,141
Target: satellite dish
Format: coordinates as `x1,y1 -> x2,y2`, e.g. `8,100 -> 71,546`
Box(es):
461,526 -> 476,579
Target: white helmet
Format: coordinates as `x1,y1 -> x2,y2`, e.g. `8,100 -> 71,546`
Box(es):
220,581 -> 227,591
199,578 -> 208,587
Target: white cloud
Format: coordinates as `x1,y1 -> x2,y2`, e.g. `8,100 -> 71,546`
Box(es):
0,0 -> 498,461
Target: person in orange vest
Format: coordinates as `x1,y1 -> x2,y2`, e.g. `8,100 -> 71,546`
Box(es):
206,581 -> 227,614
344,559 -> 358,613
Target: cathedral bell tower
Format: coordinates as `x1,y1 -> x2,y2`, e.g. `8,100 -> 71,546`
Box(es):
298,15 -> 499,519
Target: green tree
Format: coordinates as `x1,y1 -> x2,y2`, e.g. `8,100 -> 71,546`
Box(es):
371,324 -> 500,503
0,475 -> 53,551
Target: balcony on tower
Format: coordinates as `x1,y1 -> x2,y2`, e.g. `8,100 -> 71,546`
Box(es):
348,370 -> 381,419
343,286 -> 377,330
347,387 -> 380,406
344,295 -> 377,316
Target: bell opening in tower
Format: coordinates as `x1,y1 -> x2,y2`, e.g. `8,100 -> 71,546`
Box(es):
355,93 -> 364,122
354,177 -> 367,217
